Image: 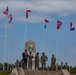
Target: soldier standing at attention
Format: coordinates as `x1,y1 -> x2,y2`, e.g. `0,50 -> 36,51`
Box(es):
28,52 -> 33,70
22,49 -> 28,69
35,52 -> 39,70
51,54 -> 56,71
41,52 -> 48,70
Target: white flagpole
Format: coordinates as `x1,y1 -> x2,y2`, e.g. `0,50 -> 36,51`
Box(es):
7,25 -> 11,70
25,18 -> 29,70
69,31 -> 71,74
24,19 -> 27,50
44,24 -> 46,52
3,16 -> 8,70
56,29 -> 58,71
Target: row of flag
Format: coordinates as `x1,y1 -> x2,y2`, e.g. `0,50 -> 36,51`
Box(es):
3,7 -> 75,31
44,19 -> 75,31
3,6 -> 13,24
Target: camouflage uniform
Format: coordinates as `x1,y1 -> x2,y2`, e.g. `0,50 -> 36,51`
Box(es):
41,53 -> 48,70
51,54 -> 56,71
35,53 -> 39,70
28,52 -> 33,70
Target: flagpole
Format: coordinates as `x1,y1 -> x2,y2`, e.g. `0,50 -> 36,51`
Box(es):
56,20 -> 62,71
56,29 -> 58,71
69,31 -> 71,74
24,8 -> 31,70
43,19 -> 49,53
24,19 -> 27,50
44,24 -> 46,52
3,16 -> 8,70
25,18 -> 29,70
7,25 -> 11,70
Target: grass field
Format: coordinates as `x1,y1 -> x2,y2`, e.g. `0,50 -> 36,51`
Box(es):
71,74 -> 76,75
0,70 -> 11,75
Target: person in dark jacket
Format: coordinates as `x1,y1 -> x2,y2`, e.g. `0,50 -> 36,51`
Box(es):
22,49 -> 28,69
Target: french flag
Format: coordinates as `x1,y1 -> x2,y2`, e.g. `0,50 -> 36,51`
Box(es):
70,22 -> 75,31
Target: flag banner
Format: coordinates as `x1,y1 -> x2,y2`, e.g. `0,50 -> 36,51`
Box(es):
57,20 -> 62,29
45,19 -> 49,23
26,8 -> 31,19
8,14 -> 12,24
3,6 -> 9,15
70,22 -> 75,31
44,19 -> 49,29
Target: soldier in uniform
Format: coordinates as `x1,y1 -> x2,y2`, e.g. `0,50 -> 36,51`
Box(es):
51,54 -> 56,71
28,52 -> 33,70
22,49 -> 28,69
35,52 -> 39,70
41,52 -> 48,70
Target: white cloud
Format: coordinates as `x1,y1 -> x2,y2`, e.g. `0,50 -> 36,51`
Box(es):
14,14 -> 53,23
0,0 -> 76,23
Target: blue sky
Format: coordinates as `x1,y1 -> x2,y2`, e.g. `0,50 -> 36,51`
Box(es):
0,0 -> 76,67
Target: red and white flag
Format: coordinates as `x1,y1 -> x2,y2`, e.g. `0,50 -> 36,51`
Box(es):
26,8 -> 31,19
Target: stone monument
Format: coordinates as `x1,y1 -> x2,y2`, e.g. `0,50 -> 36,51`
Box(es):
25,40 -> 36,70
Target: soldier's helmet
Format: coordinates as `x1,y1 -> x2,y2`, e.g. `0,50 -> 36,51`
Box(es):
52,54 -> 54,56
42,52 -> 45,54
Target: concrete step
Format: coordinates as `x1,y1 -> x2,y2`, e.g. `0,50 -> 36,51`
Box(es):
10,68 -> 18,75
10,68 -> 70,75
18,68 -> 25,75
61,69 -> 70,75
24,70 -> 63,75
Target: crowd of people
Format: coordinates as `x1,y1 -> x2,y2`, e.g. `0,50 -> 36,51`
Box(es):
22,49 -> 56,70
